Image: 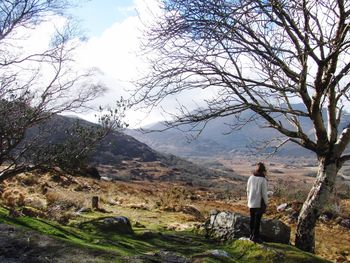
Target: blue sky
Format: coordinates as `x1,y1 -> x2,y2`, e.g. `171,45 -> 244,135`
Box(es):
71,0 -> 137,37
66,0 -> 170,126
56,0 -> 213,127
67,0 -> 209,127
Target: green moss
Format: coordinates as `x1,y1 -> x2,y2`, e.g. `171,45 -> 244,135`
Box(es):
0,206 -> 331,262
222,240 -> 331,263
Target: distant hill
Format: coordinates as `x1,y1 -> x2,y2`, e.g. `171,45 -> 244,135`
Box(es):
25,114 -> 242,183
126,104 -> 350,158
26,114 -> 159,164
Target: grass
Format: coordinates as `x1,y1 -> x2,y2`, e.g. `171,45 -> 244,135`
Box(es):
0,206 -> 331,263
218,240 -> 331,263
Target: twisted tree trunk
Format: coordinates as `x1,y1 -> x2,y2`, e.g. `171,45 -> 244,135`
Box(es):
295,157 -> 339,252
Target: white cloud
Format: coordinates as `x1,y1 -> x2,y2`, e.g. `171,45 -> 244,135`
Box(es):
71,0 -> 350,128
7,0 -> 217,128
74,0 -> 165,127
77,16 -> 140,81
74,0 -> 218,128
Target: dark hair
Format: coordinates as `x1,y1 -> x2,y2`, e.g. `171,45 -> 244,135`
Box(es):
254,162 -> 266,177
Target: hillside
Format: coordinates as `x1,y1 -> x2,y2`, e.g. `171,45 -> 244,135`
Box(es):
0,170 -> 337,262
1,118 -> 350,261
27,114 -> 159,164
24,114 -> 243,185
1,112 -> 349,262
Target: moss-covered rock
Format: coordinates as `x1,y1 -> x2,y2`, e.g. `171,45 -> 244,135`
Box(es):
79,216 -> 134,234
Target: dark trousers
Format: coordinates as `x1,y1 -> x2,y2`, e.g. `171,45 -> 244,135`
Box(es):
249,208 -> 263,238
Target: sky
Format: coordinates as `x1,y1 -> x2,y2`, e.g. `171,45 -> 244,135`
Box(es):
67,0 -> 211,128
72,0 -> 137,37
65,0 -> 164,127
7,0 -> 222,128
7,1 -> 350,130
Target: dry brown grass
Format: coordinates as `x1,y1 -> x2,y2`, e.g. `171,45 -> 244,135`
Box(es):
1,188 -> 26,207
0,158 -> 349,262
45,191 -> 85,209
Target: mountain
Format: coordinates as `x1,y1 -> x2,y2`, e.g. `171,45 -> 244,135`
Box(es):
24,114 -> 243,184
26,114 -> 159,164
126,104 -> 350,158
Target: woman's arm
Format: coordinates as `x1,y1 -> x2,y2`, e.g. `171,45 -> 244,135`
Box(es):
247,176 -> 251,197
261,178 -> 268,205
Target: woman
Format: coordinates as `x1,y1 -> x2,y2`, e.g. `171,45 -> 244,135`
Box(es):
247,162 -> 268,243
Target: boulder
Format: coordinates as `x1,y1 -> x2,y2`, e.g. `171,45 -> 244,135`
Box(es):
205,210 -> 290,244
92,216 -> 133,234
154,250 -> 189,263
192,250 -> 231,261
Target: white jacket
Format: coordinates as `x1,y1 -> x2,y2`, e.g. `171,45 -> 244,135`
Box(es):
247,175 -> 268,208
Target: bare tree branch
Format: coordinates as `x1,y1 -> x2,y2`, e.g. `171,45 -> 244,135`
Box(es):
0,0 -> 123,180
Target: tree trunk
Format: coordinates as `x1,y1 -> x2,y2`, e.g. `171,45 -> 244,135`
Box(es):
295,157 -> 339,253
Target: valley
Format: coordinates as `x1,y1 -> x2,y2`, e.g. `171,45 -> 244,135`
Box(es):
1,153 -> 349,262
0,115 -> 350,262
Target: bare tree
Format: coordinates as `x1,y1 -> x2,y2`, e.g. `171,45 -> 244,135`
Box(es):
132,0 -> 350,253
0,1 -> 114,180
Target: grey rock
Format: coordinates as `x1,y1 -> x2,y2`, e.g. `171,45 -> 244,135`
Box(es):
96,216 -> 133,234
155,250 -> 190,263
340,218 -> 350,229
191,249 -> 231,262
261,218 -> 291,244
319,214 -> 331,223
205,211 -> 290,244
210,249 -> 230,258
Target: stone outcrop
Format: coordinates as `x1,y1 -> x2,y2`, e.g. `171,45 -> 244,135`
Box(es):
80,216 -> 134,234
205,210 -> 291,244
97,216 -> 133,234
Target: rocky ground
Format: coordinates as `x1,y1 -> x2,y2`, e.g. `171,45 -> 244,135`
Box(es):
0,157 -> 349,262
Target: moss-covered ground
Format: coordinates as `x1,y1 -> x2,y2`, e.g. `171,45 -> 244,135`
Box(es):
0,206 -> 331,263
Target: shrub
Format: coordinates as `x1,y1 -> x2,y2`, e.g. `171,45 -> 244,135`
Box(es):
45,191 -> 85,224
24,196 -> 47,210
286,188 -> 309,203
46,191 -> 85,210
157,186 -> 189,209
1,188 -> 26,208
322,191 -> 342,218
273,179 -> 309,203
